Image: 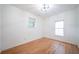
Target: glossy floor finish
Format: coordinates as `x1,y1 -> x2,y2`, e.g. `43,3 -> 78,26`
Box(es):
1,37 -> 79,54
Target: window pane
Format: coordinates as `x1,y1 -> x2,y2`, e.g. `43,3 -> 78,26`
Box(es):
55,29 -> 64,36
55,21 -> 64,28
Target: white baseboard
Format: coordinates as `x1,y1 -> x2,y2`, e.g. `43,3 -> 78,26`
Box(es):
45,36 -> 78,46
2,36 -> 79,51
2,36 -> 43,51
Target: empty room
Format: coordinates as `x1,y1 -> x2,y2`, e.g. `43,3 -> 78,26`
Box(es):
0,4 -> 79,54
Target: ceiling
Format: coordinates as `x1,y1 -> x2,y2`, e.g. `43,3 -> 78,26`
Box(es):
12,4 -> 79,18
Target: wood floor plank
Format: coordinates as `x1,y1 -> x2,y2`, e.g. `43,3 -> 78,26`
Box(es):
1,37 -> 79,54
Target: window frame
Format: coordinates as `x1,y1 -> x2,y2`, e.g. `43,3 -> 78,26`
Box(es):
55,20 -> 64,36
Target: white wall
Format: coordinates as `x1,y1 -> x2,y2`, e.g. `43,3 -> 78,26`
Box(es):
2,5 -> 79,50
75,7 -> 79,47
0,5 -> 2,51
2,5 -> 43,50
45,8 -> 79,46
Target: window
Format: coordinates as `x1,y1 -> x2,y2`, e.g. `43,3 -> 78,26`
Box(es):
28,17 -> 36,28
55,21 -> 64,36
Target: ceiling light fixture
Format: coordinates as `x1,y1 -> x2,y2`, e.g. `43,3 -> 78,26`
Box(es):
41,4 -> 49,12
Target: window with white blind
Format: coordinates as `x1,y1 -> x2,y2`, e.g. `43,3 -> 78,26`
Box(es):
55,21 -> 64,36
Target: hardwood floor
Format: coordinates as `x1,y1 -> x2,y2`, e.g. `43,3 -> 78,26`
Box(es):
0,50 -> 1,54
1,37 -> 79,54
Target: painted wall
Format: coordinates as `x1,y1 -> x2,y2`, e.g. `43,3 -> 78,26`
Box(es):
0,5 -> 2,51
2,5 -> 43,50
75,7 -> 79,47
2,5 -> 79,50
45,8 -> 79,46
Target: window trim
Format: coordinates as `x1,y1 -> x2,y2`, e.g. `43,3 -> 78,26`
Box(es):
55,20 -> 64,36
